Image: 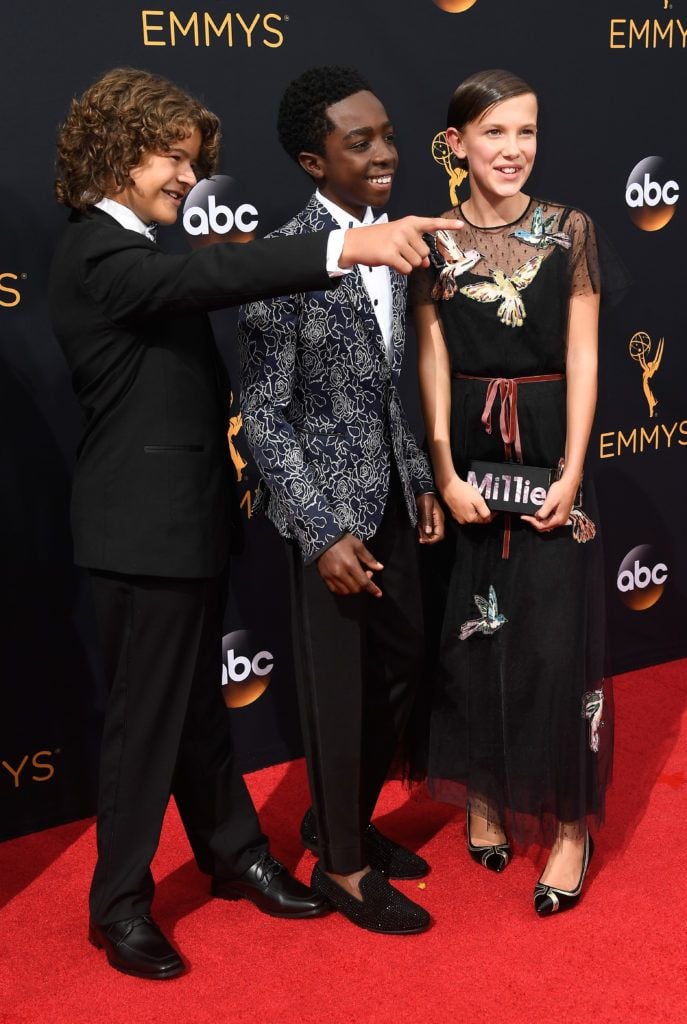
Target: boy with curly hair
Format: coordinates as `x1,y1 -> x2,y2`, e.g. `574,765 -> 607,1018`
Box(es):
239,66 -> 445,935
50,66 -> 455,979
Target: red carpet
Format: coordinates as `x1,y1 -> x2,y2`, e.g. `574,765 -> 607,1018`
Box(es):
1,660 -> 685,1024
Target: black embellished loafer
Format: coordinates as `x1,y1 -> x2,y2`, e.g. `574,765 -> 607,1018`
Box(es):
88,915 -> 184,980
212,851 -> 329,918
311,863 -> 430,934
300,808 -> 430,879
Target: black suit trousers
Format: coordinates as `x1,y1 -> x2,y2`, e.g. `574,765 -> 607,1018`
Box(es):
288,477 -> 424,874
89,568 -> 267,925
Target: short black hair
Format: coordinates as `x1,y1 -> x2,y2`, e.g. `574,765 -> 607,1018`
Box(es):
277,65 -> 372,164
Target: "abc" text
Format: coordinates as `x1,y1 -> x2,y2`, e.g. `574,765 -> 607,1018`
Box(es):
617,560 -> 668,593
222,648 -> 273,684
626,173 -> 679,209
184,198 -> 259,236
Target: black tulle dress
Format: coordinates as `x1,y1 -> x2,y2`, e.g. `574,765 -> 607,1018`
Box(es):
415,199 -> 613,844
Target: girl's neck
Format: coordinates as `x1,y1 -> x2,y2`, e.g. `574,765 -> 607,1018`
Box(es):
461,190 -> 530,228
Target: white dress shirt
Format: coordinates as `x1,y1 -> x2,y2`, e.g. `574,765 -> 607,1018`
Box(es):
94,197 -> 157,240
316,190 -> 393,361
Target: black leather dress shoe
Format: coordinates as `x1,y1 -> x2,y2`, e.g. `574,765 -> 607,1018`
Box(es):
212,851 -> 329,918
300,808 -> 430,879
311,863 -> 430,934
88,915 -> 184,980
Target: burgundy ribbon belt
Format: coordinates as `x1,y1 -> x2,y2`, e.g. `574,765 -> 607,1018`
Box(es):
453,372 -> 565,558
454,372 -> 565,463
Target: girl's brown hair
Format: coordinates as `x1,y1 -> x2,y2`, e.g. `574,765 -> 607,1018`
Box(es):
55,67 -> 221,209
447,67 -> 535,134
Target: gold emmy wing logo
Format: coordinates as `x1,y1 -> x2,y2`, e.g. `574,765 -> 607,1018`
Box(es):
629,332 -> 664,419
432,0 -> 479,11
228,400 -> 248,483
432,132 -> 468,206
227,393 -> 253,517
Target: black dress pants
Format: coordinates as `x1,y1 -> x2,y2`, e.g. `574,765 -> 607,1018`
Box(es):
288,478 -> 424,874
89,567 -> 267,925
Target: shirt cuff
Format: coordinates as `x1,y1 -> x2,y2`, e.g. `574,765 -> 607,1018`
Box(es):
326,229 -> 352,277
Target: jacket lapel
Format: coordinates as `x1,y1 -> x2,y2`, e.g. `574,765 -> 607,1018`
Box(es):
343,267 -> 389,363
298,195 -> 399,368
389,268 -> 406,376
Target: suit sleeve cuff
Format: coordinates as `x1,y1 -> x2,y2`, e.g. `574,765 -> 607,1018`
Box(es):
326,230 -> 352,278
303,528 -> 347,565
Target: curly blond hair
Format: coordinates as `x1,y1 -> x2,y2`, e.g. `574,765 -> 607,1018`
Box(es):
55,67 -> 221,209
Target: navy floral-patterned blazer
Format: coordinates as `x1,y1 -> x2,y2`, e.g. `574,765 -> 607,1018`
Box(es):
238,194 -> 434,564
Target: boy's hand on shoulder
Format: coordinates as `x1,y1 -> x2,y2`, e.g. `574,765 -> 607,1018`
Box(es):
316,534 -> 384,597
416,493 -> 445,545
339,216 -> 464,275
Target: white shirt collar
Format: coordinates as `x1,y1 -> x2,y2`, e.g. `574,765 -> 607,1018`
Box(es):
315,189 -> 388,230
94,197 -> 156,240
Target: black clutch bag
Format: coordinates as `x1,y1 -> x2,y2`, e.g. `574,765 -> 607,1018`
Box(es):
466,460 -> 582,515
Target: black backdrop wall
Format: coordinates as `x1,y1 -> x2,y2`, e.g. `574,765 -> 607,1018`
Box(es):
2,0 -> 685,840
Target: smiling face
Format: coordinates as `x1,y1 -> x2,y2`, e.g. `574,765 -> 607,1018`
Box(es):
108,127 -> 202,225
447,92 -> 538,208
299,90 -> 398,220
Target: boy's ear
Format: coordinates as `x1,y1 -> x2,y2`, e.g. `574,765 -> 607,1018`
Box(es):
298,151 -> 326,181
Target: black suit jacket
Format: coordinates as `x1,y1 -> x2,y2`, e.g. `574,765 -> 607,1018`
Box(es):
49,207 -> 335,577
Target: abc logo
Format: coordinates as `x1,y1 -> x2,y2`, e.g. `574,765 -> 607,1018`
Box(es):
221,629 -> 273,708
617,544 -> 668,610
432,0 -> 478,11
625,157 -> 679,231
183,175 -> 259,249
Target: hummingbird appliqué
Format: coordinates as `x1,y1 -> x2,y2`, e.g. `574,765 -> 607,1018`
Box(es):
426,229 -> 483,301
582,688 -> 605,753
459,585 -> 507,640
460,253 -> 545,328
509,206 -> 571,251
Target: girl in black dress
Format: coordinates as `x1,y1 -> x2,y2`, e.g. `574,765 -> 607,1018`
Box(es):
414,69 -> 612,915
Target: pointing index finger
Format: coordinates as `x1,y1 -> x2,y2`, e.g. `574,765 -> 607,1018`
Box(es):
420,216 -> 465,233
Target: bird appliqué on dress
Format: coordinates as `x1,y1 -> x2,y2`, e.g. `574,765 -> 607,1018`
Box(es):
509,206 -> 572,251
429,229 -> 483,301
460,254 -> 545,328
581,689 -> 605,753
459,585 -> 507,640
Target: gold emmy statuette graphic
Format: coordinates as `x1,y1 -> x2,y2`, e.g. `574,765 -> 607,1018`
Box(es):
432,132 -> 468,206
629,331 -> 664,419
432,0 -> 479,12
227,392 -> 248,483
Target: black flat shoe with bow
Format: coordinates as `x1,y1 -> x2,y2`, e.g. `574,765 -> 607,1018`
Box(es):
466,808 -> 511,873
533,833 -> 594,916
